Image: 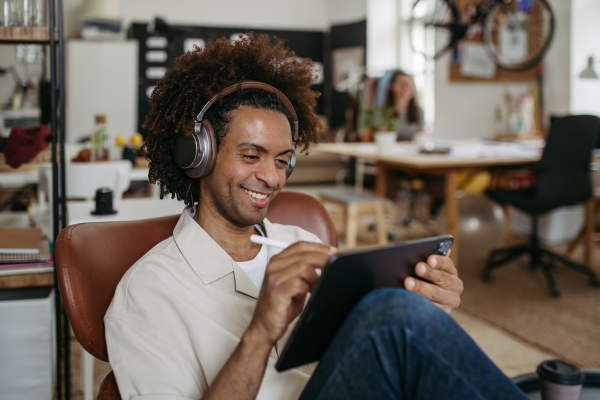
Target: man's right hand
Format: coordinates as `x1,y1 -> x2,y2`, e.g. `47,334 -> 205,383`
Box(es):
247,241 -> 337,345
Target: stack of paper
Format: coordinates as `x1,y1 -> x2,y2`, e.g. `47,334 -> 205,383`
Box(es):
0,228 -> 51,268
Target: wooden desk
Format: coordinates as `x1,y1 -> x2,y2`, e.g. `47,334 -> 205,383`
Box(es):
314,141 -> 543,266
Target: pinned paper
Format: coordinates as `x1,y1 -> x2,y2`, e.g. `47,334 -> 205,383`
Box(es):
500,12 -> 528,61
460,43 -> 496,79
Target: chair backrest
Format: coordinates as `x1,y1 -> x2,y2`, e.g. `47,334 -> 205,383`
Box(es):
550,114 -> 600,149
55,191 -> 337,362
535,115 -> 600,209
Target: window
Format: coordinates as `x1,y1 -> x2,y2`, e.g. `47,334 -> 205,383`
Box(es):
398,0 -> 436,129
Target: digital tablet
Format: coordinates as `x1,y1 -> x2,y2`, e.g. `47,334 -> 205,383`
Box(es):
275,234 -> 454,372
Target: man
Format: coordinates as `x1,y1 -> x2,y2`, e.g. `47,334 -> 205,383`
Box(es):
105,33 -> 528,400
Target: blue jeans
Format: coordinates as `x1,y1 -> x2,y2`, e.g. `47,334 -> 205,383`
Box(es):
299,289 -> 528,400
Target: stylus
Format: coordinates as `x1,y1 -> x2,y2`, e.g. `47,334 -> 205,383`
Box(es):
250,235 -> 291,249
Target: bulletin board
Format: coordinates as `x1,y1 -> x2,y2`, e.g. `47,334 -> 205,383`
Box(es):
449,0 -> 539,83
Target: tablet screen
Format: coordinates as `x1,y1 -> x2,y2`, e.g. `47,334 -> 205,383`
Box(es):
276,234 -> 453,371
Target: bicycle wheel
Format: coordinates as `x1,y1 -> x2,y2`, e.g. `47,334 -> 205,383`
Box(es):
408,0 -> 463,60
483,0 -> 555,70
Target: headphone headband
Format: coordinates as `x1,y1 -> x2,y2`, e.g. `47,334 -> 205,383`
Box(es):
196,80 -> 299,141
173,80 -> 299,181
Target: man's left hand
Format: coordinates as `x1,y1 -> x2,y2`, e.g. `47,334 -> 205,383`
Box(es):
404,251 -> 463,314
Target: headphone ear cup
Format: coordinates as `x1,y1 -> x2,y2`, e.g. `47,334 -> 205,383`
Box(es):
174,120 -> 217,179
198,119 -> 217,178
172,130 -> 200,171
286,149 -> 296,179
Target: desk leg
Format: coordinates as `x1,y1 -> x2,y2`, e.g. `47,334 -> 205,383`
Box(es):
355,158 -> 365,192
445,171 -> 459,266
585,199 -> 594,267
376,163 -> 388,198
503,204 -> 513,245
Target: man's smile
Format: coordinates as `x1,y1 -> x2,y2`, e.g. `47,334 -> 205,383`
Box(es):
241,187 -> 272,206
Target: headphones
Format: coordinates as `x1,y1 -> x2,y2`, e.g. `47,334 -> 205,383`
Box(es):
172,80 -> 299,179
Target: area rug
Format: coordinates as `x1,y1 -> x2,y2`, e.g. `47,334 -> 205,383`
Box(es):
458,249 -> 600,368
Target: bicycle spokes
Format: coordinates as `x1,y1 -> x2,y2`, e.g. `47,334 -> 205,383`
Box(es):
409,0 -> 461,60
483,0 -> 554,70
409,0 -> 554,70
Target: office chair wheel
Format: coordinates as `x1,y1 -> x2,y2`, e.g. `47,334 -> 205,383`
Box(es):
550,287 -> 561,298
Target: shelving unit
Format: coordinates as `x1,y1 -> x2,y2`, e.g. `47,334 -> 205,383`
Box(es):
0,26 -> 57,44
0,1 -> 69,399
0,272 -> 54,289
48,0 -> 70,397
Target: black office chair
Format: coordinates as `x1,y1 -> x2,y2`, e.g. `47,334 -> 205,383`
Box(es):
483,115 -> 600,297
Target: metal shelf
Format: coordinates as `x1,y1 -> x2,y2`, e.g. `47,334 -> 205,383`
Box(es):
1,2 -> 69,398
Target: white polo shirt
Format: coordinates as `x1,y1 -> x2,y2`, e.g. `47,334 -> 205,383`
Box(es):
105,206 -> 322,400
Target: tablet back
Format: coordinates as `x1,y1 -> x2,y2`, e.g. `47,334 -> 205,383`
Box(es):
276,235 -> 453,371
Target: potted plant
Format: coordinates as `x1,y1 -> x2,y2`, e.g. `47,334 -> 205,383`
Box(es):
359,106 -> 398,152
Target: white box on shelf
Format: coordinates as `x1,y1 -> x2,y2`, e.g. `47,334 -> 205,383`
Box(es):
511,205 -> 584,245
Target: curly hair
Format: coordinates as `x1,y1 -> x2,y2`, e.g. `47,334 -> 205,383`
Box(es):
142,32 -> 322,205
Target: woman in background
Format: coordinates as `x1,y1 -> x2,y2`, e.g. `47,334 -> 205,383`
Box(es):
384,70 -> 424,141
383,71 -> 443,224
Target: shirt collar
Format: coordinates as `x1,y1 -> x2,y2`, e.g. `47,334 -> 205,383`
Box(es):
173,206 -> 265,299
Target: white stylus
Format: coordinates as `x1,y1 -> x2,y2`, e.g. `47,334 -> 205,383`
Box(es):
250,234 -> 291,249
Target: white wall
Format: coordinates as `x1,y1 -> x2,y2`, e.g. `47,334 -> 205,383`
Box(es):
570,0 -> 600,116
326,0 -> 367,26
63,0 -> 86,38
60,0 -> 328,34
66,41 -> 138,143
121,0 -> 327,31
366,0 -> 398,72
61,0 -> 364,36
544,0 -> 571,117
62,0 -> 370,35
434,0 -> 570,139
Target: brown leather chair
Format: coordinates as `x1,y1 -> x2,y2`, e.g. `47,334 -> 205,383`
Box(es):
55,191 -> 337,400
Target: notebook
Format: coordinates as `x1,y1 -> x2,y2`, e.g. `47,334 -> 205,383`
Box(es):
0,228 -> 42,254
0,237 -> 50,264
